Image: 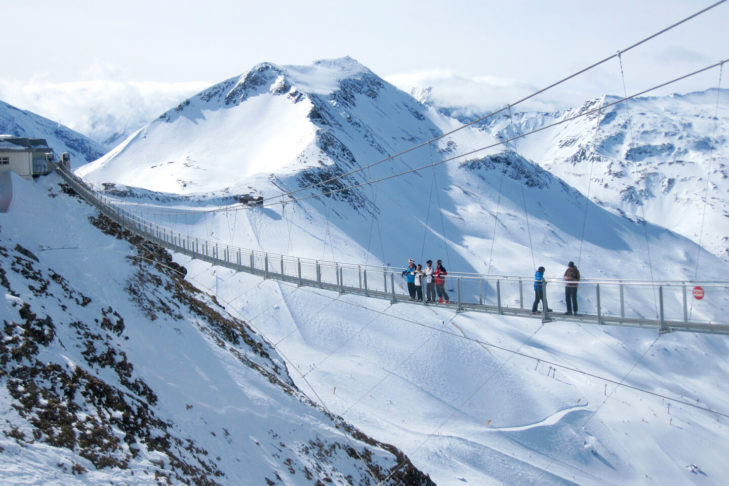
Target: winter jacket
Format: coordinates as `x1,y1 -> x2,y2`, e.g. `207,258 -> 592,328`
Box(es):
534,270 -> 545,291
423,266 -> 434,284
564,265 -> 580,287
402,264 -> 416,283
434,266 -> 447,285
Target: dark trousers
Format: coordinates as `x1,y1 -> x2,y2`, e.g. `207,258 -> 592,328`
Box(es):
426,282 -> 436,301
414,285 -> 423,301
532,288 -> 544,312
407,282 -> 416,299
565,286 -> 578,314
436,283 -> 449,301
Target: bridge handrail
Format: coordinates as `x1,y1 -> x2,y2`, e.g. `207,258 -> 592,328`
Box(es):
53,164 -> 729,332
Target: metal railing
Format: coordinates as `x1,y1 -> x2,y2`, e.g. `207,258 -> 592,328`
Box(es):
53,164 -> 729,335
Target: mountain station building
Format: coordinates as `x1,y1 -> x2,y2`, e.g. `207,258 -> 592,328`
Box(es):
0,135 -> 54,179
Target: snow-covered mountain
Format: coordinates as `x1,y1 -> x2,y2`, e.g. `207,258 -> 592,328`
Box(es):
5,57 -> 729,484
0,171 -> 432,485
416,88 -> 729,262
0,99 -> 106,167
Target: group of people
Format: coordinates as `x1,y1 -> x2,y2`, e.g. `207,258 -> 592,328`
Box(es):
532,261 -> 581,315
401,258 -> 450,303
400,257 -> 582,314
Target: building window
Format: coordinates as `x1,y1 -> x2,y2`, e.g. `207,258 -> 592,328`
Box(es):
0,156 -> 9,165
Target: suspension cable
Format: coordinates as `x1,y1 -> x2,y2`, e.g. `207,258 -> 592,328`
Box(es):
94,0 -> 726,219
266,0 -> 728,203
258,59 -> 728,209
691,61 -> 725,319
618,50 -> 660,318
98,57 -> 728,219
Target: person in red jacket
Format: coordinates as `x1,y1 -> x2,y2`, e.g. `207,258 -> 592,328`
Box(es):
434,259 -> 449,303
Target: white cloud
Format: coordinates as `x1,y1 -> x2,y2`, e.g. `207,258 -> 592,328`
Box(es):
0,78 -> 209,146
386,69 -> 573,116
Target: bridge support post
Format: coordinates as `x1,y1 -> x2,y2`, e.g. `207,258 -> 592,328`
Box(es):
264,253 -> 269,279
497,280 -> 502,314
316,261 -> 322,288
215,243 -> 218,260
519,278 -> 524,309
280,255 -> 284,278
596,283 -> 602,324
339,266 -> 344,295
335,263 -> 340,289
297,258 -> 302,287
619,282 -> 624,318
390,273 -> 396,304
479,279 -> 483,306
237,249 -> 241,266
358,265 -> 362,290
383,268 -> 388,295
542,282 -> 552,323
249,251 -> 254,270
682,283 -> 688,322
363,270 -> 369,297
659,286 -> 669,333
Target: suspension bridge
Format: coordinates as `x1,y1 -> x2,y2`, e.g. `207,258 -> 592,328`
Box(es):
54,164 -> 729,335
44,0 -> 729,340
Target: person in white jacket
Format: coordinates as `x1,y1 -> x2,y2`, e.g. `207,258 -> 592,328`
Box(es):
423,260 -> 435,303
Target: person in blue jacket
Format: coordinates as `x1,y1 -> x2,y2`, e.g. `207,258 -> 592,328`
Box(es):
532,266 -> 547,313
401,258 -> 417,300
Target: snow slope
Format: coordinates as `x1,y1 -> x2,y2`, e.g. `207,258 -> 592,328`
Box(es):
420,89 -> 729,262
58,57 -> 729,483
0,172 -> 432,485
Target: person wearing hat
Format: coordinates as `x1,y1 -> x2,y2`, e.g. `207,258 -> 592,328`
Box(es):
532,266 -> 547,314
564,261 -> 581,315
401,258 -> 417,300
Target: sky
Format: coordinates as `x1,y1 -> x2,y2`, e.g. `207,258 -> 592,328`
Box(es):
1,0 -> 728,139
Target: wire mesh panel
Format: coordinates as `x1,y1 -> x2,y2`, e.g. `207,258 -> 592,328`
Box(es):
340,265 -> 362,290
298,259 -> 319,282
319,262 -> 339,287
281,256 -> 299,279
251,251 -> 267,273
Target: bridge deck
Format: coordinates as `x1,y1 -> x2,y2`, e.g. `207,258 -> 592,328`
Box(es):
54,165 -> 729,336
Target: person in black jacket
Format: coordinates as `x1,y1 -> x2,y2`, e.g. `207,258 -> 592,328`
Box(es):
564,261 -> 580,315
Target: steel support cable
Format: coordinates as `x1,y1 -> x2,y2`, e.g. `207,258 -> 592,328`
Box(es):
577,104 -> 603,266
52,185 -> 729,421
96,54 -> 728,221
265,59 -> 728,208
618,51 -> 660,319
691,62 -> 725,319
92,0 -> 727,219
77,163 -> 729,289
265,0 -> 728,204
419,168 -> 437,264
510,105 -> 537,271
486,110 -> 509,276
432,167 -> 452,267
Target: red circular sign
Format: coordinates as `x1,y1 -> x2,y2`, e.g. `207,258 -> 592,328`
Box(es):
693,286 -> 705,300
